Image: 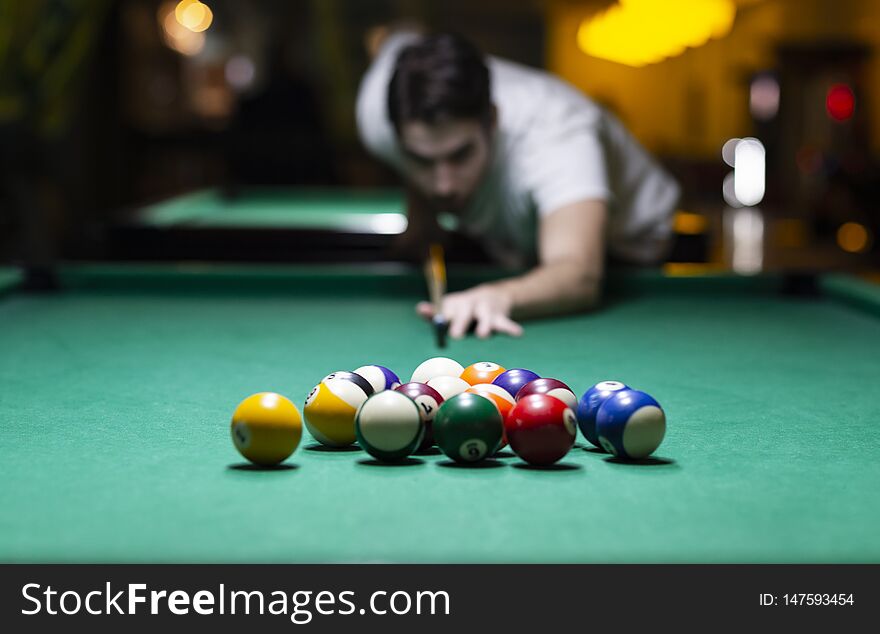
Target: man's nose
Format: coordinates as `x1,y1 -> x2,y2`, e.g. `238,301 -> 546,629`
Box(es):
433,163 -> 455,195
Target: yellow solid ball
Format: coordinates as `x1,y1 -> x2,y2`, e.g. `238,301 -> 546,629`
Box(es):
231,392 -> 303,466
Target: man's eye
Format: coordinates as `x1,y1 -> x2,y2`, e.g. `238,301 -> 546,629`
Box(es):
449,146 -> 474,164
408,154 -> 432,167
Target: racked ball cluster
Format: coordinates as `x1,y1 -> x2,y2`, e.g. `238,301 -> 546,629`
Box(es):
228,357 -> 666,467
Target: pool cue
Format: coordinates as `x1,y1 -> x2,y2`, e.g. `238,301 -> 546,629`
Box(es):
425,243 -> 449,348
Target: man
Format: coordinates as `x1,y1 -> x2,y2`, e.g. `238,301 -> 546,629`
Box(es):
356,30 -> 679,339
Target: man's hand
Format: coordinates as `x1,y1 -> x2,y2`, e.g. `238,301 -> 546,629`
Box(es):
413,199 -> 605,339
416,284 -> 524,339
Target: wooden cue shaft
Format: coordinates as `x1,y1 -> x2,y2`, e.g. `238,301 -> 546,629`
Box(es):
428,243 -> 446,312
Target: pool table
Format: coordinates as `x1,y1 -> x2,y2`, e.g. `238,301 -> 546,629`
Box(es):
1,264 -> 879,563
110,187 -> 709,263
111,188 -> 408,262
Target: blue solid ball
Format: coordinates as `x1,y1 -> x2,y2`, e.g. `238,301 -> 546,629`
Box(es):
595,389 -> 666,460
492,368 -> 541,398
576,381 -> 629,449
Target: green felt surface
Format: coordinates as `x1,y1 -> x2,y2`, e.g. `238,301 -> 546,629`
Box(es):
1,266 -> 879,563
821,273 -> 880,318
136,188 -> 405,230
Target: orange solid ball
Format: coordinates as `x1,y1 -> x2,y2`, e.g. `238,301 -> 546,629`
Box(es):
460,361 -> 506,386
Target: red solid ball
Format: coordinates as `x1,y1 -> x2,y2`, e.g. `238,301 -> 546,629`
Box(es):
506,394 -> 577,465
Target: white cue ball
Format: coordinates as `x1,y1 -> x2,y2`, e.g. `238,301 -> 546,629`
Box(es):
410,357 -> 465,384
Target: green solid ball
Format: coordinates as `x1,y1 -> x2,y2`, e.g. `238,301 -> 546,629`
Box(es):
433,392 -> 504,463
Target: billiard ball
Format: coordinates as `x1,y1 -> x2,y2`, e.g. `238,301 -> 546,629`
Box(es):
595,389 -> 666,460
460,361 -> 507,385
394,381 -> 445,450
433,392 -> 504,463
506,394 -> 577,466
354,365 -> 401,393
465,383 -> 515,450
516,378 -> 577,410
303,376 -> 370,447
576,381 -> 629,449
426,375 -> 471,401
231,392 -> 303,466
492,368 -> 540,398
410,356 -> 465,384
355,390 -> 424,462
466,383 -> 515,418
321,371 -> 374,397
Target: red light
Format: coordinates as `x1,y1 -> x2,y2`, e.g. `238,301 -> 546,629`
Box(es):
826,84 -> 855,121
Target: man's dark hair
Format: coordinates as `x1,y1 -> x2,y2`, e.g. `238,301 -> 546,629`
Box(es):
388,32 -> 492,132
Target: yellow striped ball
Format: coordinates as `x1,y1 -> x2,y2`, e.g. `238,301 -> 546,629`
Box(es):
303,377 -> 370,447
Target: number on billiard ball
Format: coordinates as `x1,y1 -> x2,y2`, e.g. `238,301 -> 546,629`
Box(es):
433,393 -> 503,463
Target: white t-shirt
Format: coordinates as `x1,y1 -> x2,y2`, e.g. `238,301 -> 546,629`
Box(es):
356,33 -> 681,267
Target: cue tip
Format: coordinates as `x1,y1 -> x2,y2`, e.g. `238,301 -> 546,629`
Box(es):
432,314 -> 449,348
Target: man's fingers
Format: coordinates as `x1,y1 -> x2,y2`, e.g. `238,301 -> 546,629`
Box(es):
474,302 -> 494,339
448,302 -> 474,340
493,314 -> 524,337
419,290 -> 519,339
416,302 -> 435,319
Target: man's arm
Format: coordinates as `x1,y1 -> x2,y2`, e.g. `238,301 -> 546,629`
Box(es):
416,198 -> 607,338
499,198 -> 605,319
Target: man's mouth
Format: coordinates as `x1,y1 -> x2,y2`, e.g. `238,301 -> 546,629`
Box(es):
432,196 -> 461,212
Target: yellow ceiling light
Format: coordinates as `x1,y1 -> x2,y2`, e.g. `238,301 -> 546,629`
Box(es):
159,1 -> 206,56
577,0 -> 737,67
175,0 -> 213,33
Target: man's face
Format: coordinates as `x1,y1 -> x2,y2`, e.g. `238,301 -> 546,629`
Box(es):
398,117 -> 493,213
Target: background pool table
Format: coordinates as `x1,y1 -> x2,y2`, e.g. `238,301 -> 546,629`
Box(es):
1,265 -> 879,563
109,187 -> 711,264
